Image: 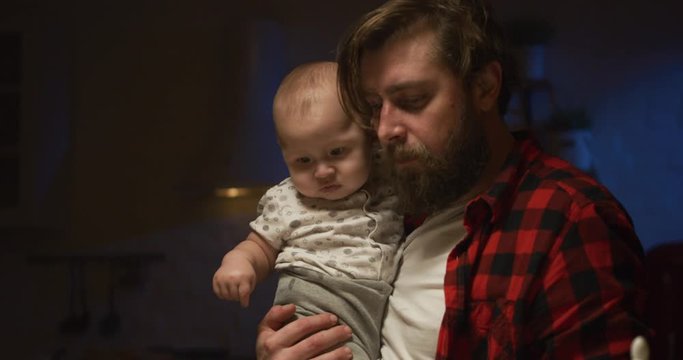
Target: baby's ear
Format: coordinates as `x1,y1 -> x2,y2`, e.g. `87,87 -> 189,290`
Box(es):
472,61 -> 502,113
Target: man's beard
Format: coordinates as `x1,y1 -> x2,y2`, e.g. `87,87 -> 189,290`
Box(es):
387,107 -> 490,215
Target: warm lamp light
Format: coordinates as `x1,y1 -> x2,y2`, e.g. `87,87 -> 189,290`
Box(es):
214,186 -> 270,199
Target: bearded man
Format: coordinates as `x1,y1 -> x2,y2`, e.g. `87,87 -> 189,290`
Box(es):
255,1 -> 651,359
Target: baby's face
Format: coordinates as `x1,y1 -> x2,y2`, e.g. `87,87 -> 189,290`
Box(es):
278,95 -> 371,201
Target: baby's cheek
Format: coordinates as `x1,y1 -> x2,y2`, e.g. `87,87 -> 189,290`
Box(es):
290,176 -> 314,197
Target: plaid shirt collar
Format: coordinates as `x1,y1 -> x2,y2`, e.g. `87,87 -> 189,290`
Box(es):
465,131 -> 541,232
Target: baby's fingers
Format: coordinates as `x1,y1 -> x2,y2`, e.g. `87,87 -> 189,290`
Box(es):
239,282 -> 253,307
213,279 -> 230,300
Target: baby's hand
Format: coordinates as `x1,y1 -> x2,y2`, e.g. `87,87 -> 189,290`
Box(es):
212,254 -> 257,307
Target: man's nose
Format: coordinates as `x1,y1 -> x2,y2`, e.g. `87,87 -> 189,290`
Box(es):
376,105 -> 406,145
314,163 -> 335,179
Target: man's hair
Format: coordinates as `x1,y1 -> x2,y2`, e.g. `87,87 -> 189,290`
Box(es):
336,0 -> 515,125
273,61 -> 338,126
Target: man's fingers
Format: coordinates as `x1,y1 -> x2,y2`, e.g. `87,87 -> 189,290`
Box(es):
288,323 -> 352,359
259,310 -> 345,349
275,313 -> 341,345
259,304 -> 297,334
311,345 -> 353,360
256,306 -> 353,359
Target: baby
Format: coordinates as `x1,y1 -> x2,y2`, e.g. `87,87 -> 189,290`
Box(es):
212,61 -> 403,359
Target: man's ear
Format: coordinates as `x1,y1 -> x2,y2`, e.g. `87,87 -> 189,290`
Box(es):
472,61 -> 502,113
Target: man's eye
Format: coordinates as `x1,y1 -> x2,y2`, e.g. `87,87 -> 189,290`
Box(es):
366,100 -> 382,116
399,96 -> 427,111
329,147 -> 346,157
369,116 -> 379,129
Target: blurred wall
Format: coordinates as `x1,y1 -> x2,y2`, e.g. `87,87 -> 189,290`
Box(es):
1,0 -> 385,248
492,0 -> 683,248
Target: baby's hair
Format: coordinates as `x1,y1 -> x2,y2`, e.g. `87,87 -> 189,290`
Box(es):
273,61 -> 339,129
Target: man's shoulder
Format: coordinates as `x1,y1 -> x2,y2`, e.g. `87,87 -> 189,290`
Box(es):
520,153 -> 618,210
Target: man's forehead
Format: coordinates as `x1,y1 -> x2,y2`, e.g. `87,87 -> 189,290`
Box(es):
362,79 -> 432,98
360,53 -> 441,95
360,31 -> 441,89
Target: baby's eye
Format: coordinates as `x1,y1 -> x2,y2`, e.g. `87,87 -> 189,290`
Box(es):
295,157 -> 312,164
329,147 -> 346,157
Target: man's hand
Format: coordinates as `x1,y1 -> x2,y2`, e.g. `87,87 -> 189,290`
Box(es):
256,304 -> 354,360
212,254 -> 257,307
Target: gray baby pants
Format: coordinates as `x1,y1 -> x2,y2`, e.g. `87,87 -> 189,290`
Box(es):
274,267 -> 392,360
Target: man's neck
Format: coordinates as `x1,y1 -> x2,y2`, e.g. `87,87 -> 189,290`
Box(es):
464,119 -> 515,201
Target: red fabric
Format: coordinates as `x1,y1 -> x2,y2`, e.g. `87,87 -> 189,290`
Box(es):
434,132 -> 650,359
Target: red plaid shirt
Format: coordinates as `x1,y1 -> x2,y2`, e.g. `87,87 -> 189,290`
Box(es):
433,132 -> 649,359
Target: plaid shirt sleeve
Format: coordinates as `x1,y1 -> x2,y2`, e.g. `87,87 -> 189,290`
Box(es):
533,196 -> 648,358
435,134 -> 650,359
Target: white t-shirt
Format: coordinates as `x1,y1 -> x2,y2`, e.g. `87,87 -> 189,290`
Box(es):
380,202 -> 467,360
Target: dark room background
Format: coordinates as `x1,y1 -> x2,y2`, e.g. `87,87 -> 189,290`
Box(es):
1,0 -> 681,358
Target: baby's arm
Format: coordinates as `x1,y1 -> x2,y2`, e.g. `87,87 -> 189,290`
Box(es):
212,231 -> 277,307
